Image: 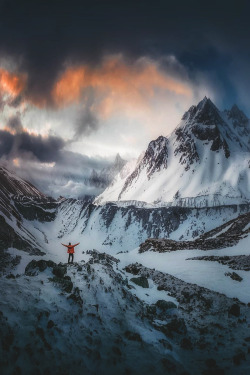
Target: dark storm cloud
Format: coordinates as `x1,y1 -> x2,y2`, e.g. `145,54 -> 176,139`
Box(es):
0,0 -> 250,106
0,128 -> 65,162
1,145 -> 112,198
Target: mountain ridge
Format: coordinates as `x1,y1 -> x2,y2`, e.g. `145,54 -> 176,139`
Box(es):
95,97 -> 250,207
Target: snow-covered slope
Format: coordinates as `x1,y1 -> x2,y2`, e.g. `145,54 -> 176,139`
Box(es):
96,97 -> 250,207
0,166 -> 46,199
0,166 -> 56,255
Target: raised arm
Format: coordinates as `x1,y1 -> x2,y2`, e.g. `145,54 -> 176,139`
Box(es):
61,243 -> 68,247
73,242 -> 80,247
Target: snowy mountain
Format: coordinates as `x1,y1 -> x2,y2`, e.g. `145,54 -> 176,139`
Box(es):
1,165 -> 250,374
96,97 -> 250,207
0,166 -> 56,255
0,165 -> 46,199
1,164 -> 249,257
88,153 -> 127,190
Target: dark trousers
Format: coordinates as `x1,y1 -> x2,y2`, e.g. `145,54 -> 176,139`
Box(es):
68,253 -> 74,263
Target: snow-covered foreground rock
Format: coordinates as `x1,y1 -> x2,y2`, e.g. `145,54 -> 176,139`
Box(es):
1,250 -> 250,375
0,252 -> 189,375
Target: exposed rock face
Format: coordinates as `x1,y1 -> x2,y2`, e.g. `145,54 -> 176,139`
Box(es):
225,272 -> 243,282
130,276 -> 149,288
139,211 -> 250,253
119,136 -> 169,198
0,166 -> 57,255
187,255 -> 250,271
0,166 -> 45,199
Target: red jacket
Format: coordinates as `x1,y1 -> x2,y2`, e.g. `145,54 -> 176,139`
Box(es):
61,243 -> 80,254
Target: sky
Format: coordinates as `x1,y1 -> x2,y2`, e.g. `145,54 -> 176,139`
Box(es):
0,0 -> 250,198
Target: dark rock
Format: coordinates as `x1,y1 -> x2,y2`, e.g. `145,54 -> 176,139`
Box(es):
124,330 -> 142,342
202,368 -> 225,375
12,366 -> 22,375
130,276 -> 149,288
112,346 -> 122,356
52,264 -> 67,278
155,300 -> 177,310
25,260 -> 56,276
225,272 -> 243,282
229,304 -> 240,317
125,264 -> 141,275
47,320 -> 55,329
233,349 -> 246,365
180,337 -> 192,350
205,358 -> 217,368
166,318 -> 187,335
6,273 -> 15,279
49,276 -> 73,293
161,357 -> 176,371
159,339 -> 173,350
68,293 -> 83,305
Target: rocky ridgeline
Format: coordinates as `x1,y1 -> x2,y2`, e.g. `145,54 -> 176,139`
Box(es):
139,211 -> 250,253
125,262 -> 250,373
187,255 -> 250,272
1,252 -> 188,375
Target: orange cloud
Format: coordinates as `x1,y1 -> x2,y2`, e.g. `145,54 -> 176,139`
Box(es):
52,56 -> 192,117
0,68 -> 26,97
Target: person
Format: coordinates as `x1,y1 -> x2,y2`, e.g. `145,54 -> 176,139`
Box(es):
61,242 -> 80,264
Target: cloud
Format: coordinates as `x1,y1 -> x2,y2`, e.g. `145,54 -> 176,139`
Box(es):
0,128 -> 65,162
50,55 -> 194,138
1,148 -> 113,198
52,55 -> 192,109
0,68 -> 26,97
0,0 -> 249,112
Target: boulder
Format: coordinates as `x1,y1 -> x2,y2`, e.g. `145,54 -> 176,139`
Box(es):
130,276 -> 149,288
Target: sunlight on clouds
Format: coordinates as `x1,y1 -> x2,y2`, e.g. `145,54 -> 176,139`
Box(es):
52,55 -> 192,112
0,68 -> 26,97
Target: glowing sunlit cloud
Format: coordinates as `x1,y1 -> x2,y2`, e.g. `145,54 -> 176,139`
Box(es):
52,55 -> 193,115
3,125 -> 41,137
0,68 -> 26,97
13,158 -> 20,167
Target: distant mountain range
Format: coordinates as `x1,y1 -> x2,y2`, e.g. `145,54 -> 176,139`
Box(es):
95,97 -> 250,207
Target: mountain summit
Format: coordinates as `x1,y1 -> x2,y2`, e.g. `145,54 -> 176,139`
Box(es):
95,98 -> 250,207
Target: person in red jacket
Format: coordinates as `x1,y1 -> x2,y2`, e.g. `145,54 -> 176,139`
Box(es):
61,242 -> 80,264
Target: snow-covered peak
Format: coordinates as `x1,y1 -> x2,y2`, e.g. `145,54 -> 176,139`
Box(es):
182,96 -> 224,126
226,104 -> 248,123
95,97 -> 250,206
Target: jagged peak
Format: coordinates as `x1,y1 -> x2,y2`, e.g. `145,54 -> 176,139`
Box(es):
182,97 -> 223,125
114,153 -> 124,164
226,104 -> 248,123
113,153 -> 126,170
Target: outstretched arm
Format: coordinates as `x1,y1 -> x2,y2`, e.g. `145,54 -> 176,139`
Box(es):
73,242 -> 80,247
61,243 -> 68,247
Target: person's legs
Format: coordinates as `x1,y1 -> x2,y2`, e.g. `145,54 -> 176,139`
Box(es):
68,253 -> 74,263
